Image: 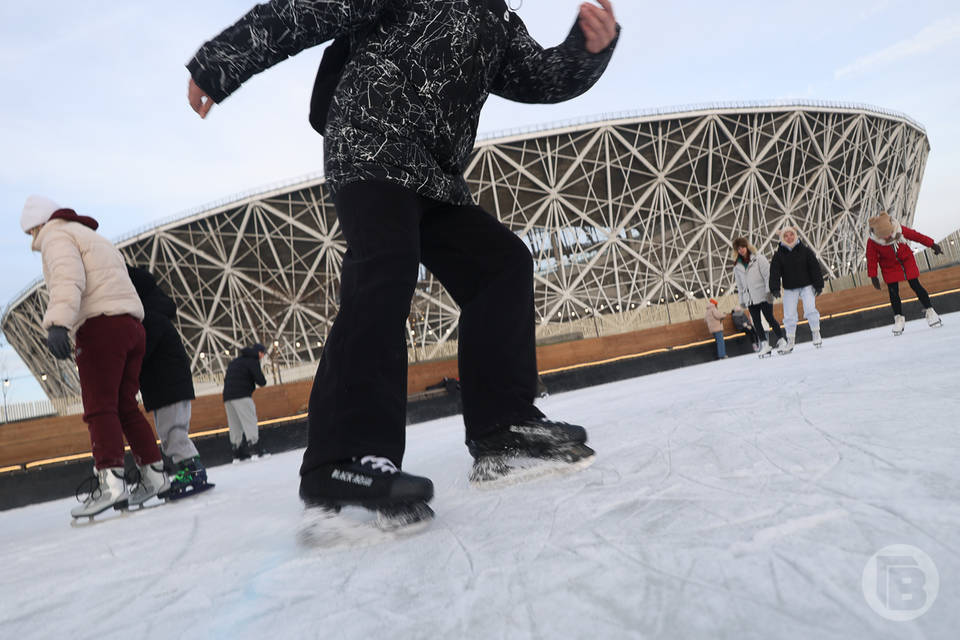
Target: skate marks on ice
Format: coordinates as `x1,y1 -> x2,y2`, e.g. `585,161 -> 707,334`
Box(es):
3,317 -> 960,639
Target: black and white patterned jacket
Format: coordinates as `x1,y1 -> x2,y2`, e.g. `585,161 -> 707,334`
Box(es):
187,0 -> 619,205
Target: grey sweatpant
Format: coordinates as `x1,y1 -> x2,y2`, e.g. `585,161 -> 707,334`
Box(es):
225,397 -> 259,447
153,400 -> 199,464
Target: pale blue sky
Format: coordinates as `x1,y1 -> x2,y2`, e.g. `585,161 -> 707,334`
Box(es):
2,1 -> 959,402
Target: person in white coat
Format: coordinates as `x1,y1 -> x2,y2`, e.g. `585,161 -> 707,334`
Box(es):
20,195 -> 167,519
731,237 -> 786,357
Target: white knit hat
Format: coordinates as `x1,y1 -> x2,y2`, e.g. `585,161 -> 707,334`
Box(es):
20,195 -> 61,233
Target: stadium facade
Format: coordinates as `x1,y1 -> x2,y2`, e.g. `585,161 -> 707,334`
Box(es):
2,101 -> 931,399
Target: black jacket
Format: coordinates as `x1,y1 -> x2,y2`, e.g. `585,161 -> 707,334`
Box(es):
223,348 -> 268,401
127,266 -> 196,411
769,241 -> 824,294
187,0 -> 618,206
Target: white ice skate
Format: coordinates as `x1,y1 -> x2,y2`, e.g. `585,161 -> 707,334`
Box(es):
128,462 -> 169,508
775,336 -> 791,355
893,314 -> 906,336
926,308 -> 942,328
812,330 -> 823,348
757,341 -> 774,358
71,467 -> 129,520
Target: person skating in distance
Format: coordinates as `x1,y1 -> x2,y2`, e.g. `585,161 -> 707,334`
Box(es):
185,0 -> 620,531
768,227 -> 824,354
731,237 -> 786,358
867,212 -> 943,335
127,265 -> 215,499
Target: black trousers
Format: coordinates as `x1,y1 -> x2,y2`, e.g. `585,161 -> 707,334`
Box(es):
747,301 -> 784,343
887,278 -> 931,315
300,180 -> 541,474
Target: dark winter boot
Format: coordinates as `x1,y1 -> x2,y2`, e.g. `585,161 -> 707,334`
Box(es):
232,440 -> 251,463
299,456 -> 434,529
466,417 -> 596,487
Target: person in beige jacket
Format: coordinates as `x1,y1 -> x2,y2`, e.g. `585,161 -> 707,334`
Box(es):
20,195 -> 167,520
704,298 -> 727,359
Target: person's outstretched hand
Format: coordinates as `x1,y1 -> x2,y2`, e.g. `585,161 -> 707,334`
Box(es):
188,78 -> 215,118
931,242 -> 943,255
579,0 -> 617,54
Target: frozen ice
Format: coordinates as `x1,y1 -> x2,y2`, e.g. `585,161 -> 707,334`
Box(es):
1,314 -> 958,639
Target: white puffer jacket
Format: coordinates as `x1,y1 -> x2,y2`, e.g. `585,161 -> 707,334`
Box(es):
732,253 -> 772,307
35,219 -> 143,333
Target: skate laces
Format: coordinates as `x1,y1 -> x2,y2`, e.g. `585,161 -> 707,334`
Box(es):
75,475 -> 101,504
359,456 -> 398,473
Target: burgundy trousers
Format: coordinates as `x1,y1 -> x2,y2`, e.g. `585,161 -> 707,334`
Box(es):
75,314 -> 161,469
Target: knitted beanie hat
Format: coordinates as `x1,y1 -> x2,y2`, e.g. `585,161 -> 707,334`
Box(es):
20,195 -> 61,233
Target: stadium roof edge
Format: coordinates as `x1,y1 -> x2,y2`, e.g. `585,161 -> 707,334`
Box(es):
475,99 -> 927,146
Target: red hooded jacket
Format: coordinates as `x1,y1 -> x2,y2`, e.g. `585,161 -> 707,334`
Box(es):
866,225 -> 934,283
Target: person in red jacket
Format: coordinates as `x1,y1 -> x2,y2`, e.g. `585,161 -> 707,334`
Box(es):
866,212 -> 943,335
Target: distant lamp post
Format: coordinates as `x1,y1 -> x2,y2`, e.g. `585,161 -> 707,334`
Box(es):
2,378 -> 9,423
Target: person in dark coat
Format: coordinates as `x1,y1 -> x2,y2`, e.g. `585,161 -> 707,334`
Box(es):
866,211 -> 943,335
186,1 -> 619,518
223,343 -> 268,460
769,226 -> 824,353
127,265 -> 213,498
731,305 -> 760,351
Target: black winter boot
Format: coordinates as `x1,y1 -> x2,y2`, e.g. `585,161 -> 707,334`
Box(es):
299,456 -> 433,511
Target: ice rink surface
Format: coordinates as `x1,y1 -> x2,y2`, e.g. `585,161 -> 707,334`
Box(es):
2,314 -> 958,640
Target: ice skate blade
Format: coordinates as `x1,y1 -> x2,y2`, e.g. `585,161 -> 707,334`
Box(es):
470,446 -> 596,490
163,482 -> 215,502
297,502 -> 433,549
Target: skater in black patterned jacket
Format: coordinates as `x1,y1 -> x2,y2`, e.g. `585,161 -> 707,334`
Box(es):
185,0 -> 620,528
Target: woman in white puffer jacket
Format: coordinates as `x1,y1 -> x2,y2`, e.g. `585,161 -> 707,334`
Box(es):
21,195 -> 167,519
731,237 -> 786,357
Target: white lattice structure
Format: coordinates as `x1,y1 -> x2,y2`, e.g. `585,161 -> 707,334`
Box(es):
2,101 -> 930,399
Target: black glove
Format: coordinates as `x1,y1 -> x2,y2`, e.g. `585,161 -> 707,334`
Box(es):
46,326 -> 72,360
931,243 -> 943,255
814,288 -> 822,297
769,289 -> 779,300
871,276 -> 881,290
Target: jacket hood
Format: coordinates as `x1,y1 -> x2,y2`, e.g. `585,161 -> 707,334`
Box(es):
731,242 -> 760,264
868,213 -> 902,246
779,226 -> 800,250
31,212 -> 101,252
240,343 -> 267,358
